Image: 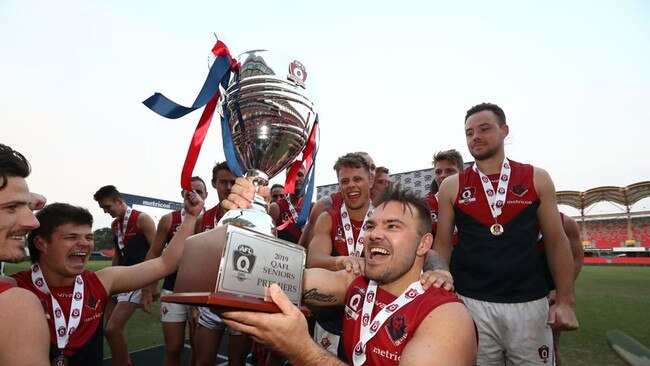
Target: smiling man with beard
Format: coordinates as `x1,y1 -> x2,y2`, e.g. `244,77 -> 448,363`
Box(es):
11,191 -> 203,366
217,183 -> 477,366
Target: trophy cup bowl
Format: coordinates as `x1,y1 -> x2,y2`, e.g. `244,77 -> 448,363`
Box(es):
163,50 -> 316,313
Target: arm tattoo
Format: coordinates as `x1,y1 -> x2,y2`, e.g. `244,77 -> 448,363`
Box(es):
423,251 -> 450,271
302,288 -> 337,303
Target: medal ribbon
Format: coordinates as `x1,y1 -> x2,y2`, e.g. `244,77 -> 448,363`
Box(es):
472,158 -> 511,223
117,207 -> 132,250
31,264 -> 84,351
340,203 -> 374,257
352,280 -> 425,366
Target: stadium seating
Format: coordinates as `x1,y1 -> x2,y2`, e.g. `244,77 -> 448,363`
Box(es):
581,217 -> 650,248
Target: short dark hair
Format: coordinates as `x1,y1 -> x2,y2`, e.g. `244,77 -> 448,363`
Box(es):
432,149 -> 464,171
376,166 -> 389,175
333,153 -> 371,178
375,183 -> 432,236
0,144 -> 31,190
465,103 -> 506,126
27,203 -> 94,263
270,184 -> 284,191
191,176 -> 207,189
93,185 -> 122,202
212,162 -> 231,181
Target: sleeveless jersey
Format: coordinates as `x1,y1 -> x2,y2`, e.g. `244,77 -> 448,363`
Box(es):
111,210 -> 149,266
330,191 -> 344,212
424,192 -> 459,246
162,210 -> 183,291
275,198 -> 302,244
200,204 -> 224,232
314,206 -> 365,336
12,270 -> 108,366
536,212 -> 566,291
451,159 -> 547,303
329,206 -> 364,257
342,276 -> 464,365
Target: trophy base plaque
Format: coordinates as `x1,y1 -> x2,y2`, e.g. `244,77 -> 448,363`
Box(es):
161,224 -> 311,316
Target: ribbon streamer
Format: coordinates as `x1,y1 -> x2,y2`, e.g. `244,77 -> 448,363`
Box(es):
143,41 -> 236,190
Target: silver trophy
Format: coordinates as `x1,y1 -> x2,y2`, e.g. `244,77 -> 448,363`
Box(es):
217,50 -> 317,233
165,50 -> 316,312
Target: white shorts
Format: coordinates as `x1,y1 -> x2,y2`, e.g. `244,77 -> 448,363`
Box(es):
197,306 -> 242,335
116,289 -> 142,304
459,295 -> 554,366
313,323 -> 339,356
160,290 -> 192,322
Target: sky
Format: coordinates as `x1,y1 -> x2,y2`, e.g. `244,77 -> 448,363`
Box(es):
1,0 -> 649,229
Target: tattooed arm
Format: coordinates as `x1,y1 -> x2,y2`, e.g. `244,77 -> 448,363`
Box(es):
300,267 -> 352,307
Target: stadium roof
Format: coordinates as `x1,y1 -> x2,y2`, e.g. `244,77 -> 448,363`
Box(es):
557,181 -> 650,211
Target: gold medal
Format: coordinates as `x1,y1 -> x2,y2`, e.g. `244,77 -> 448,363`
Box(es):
52,354 -> 68,366
490,223 -> 504,236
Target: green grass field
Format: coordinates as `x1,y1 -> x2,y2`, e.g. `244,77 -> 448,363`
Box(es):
4,262 -> 649,365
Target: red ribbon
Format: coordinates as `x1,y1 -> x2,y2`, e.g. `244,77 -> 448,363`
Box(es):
284,121 -> 319,194
179,41 -> 233,190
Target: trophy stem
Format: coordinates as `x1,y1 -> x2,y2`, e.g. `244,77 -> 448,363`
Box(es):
244,170 -> 270,212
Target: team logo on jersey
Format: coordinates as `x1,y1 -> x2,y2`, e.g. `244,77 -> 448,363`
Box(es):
57,326 -> 66,337
161,305 -> 169,315
538,345 -> 550,363
74,292 -> 82,301
486,188 -> 495,197
511,184 -> 528,197
232,245 -> 256,281
71,309 -> 80,319
68,326 -> 76,335
387,316 -> 408,346
430,210 -> 438,223
86,295 -> 98,310
458,187 -> 476,204
345,287 -> 364,320
55,308 -> 63,318
320,336 -> 331,348
35,277 -> 44,287
335,225 -> 345,242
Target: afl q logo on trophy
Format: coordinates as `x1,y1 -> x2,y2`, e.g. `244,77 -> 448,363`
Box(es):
232,244 -> 256,281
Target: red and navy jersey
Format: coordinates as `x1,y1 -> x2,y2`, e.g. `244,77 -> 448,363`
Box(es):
162,210 -> 184,291
342,276 -> 464,365
424,192 -> 458,246
13,270 -> 108,366
451,160 -> 547,303
328,207 -> 364,257
275,198 -> 302,244
111,209 -> 149,266
200,204 -> 224,232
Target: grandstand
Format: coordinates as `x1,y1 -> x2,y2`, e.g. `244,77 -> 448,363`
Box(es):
557,181 -> 650,265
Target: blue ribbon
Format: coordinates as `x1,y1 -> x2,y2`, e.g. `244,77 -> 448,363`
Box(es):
143,55 -> 232,119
